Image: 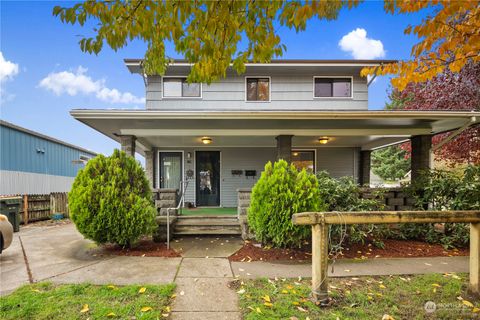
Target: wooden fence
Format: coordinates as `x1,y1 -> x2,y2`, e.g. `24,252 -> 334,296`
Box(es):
0,192 -> 69,224
292,210 -> 480,302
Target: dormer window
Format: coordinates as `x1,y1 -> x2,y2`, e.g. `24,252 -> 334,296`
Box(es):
163,77 -> 201,98
314,77 -> 352,98
246,77 -> 270,102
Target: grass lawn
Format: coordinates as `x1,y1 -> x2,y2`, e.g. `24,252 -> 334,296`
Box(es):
0,282 -> 176,320
238,273 -> 480,319
181,207 -> 237,216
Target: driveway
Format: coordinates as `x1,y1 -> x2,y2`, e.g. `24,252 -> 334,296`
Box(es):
0,223 -> 181,295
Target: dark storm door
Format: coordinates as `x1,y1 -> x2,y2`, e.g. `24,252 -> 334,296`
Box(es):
195,151 -> 220,206
159,152 -> 183,191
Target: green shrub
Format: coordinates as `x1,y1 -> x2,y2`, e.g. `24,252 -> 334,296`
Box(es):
316,171 -> 389,248
396,165 -> 480,248
69,149 -> 156,248
248,160 -> 323,248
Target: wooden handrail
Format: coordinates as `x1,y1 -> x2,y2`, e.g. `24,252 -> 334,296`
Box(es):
292,210 -> 480,303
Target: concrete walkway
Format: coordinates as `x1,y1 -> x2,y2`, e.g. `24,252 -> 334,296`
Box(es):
0,223 -> 471,320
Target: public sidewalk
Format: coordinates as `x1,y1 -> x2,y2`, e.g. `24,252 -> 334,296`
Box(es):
0,223 -> 470,319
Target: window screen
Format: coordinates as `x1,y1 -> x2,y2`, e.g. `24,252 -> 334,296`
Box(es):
314,78 -> 351,97
246,78 -> 270,101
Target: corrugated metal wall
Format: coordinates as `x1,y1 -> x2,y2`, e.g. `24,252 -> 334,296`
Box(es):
0,124 -> 96,195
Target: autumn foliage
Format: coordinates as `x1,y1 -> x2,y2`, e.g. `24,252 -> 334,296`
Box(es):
388,62 -> 480,165
362,1 -> 480,90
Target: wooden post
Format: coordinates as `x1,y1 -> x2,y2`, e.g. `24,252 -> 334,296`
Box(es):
311,223 -> 329,302
470,223 -> 480,295
23,194 -> 28,225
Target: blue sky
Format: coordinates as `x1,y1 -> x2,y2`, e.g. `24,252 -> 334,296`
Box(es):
1,1 -> 431,157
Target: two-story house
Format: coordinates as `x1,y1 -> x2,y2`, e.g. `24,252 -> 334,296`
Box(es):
72,59 -> 478,212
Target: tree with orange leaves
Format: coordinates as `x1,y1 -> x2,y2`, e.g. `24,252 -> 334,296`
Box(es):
362,1 -> 480,90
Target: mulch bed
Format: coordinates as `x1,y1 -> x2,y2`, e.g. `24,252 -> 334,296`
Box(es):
228,239 -> 469,262
94,238 -> 181,258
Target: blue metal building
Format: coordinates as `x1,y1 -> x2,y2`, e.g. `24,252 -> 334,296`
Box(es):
0,120 -> 96,195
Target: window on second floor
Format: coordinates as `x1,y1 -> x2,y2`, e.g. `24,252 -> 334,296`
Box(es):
314,77 -> 352,98
246,77 -> 270,102
163,77 -> 201,98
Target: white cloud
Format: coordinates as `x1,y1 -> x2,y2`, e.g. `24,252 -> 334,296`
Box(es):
0,52 -> 19,82
339,28 -> 386,59
39,66 -> 145,104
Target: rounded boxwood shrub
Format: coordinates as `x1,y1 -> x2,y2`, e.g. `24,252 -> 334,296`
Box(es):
69,149 -> 156,247
248,160 -> 323,248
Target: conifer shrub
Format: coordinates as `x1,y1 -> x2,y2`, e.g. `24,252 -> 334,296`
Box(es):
248,160 -> 323,248
69,149 -> 156,247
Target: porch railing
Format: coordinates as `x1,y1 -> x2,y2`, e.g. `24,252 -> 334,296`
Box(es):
166,180 -> 189,249
292,210 -> 480,303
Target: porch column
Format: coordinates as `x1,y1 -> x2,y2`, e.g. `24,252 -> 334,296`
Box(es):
359,150 -> 371,186
276,135 -> 293,163
145,150 -> 154,189
119,135 -> 136,157
410,135 -> 432,184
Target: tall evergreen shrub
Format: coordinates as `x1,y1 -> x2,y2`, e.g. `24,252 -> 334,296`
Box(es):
69,149 -> 156,247
248,160 -> 323,248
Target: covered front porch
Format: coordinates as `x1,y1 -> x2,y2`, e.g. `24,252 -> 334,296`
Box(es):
72,110 -> 478,209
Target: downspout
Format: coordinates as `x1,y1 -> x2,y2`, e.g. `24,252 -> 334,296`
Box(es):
431,116 -> 477,152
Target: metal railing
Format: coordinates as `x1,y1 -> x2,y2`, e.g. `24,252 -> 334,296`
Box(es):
166,180 -> 189,250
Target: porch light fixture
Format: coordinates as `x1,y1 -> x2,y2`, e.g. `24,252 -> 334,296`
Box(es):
318,137 -> 330,145
293,152 -> 299,156
201,137 -> 212,145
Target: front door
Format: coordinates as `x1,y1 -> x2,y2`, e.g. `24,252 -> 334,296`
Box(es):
196,151 -> 220,206
159,152 -> 183,191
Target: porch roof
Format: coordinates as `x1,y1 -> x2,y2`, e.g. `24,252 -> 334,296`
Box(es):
70,110 -> 479,155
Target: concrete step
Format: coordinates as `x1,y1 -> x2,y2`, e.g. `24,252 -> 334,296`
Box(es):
174,229 -> 242,235
174,223 -> 241,236
175,219 -> 240,227
177,215 -> 238,219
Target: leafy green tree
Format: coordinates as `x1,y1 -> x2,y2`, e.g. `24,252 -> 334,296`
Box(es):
69,149 -> 156,248
53,1 -> 357,83
248,160 -> 323,248
371,146 -> 410,181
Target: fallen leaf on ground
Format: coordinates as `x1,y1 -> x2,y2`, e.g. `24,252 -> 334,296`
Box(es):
263,295 -> 271,303
462,300 -> 474,308
382,315 -> 395,320
80,304 -> 89,313
239,268 -> 245,272
106,312 -> 116,317
297,306 -> 307,312
180,291 -> 185,296
138,287 -> 146,293
264,302 -> 273,307
141,306 -> 153,312
107,285 -> 116,290
473,307 -> 480,313
431,283 -> 441,288
31,289 -> 41,293
237,289 -> 245,294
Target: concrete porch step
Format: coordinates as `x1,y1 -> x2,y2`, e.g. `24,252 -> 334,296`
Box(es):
175,219 -> 240,227
174,229 -> 242,235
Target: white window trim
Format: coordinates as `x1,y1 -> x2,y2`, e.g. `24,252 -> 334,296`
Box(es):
161,76 -> 203,99
157,150 -> 185,191
245,76 -> 272,103
313,76 -> 354,99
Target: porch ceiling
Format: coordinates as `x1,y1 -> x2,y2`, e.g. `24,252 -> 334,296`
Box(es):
70,110 -> 479,154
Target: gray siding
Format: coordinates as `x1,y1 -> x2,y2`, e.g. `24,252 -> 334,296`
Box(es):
146,73 -> 368,111
155,147 -> 359,207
